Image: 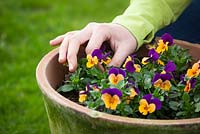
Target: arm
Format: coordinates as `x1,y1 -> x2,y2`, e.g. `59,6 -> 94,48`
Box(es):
112,0 -> 191,49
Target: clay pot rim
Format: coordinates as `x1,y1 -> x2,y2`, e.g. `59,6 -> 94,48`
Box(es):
36,42 -> 200,126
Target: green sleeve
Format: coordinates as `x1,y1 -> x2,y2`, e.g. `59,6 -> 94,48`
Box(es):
112,0 -> 191,50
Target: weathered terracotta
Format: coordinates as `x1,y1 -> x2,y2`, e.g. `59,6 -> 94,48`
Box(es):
36,40 -> 200,134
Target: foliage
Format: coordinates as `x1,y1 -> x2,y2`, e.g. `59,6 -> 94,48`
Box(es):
58,36 -> 200,119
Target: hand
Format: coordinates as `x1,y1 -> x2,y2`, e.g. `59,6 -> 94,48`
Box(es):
50,22 -> 137,72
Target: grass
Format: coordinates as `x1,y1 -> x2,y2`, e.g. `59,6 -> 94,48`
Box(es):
0,0 -> 128,133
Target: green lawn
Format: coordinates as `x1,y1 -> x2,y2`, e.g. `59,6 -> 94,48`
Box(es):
0,0 -> 128,133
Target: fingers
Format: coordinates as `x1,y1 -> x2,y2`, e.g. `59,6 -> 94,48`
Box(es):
49,31 -> 77,46
49,34 -> 65,46
85,26 -> 109,54
108,47 -> 130,67
66,26 -> 93,72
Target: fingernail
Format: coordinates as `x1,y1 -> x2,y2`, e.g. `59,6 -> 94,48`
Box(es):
69,63 -> 73,70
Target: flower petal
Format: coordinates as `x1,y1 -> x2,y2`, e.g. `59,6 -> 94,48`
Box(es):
164,61 -> 176,73
151,98 -> 162,110
125,61 -> 135,73
161,33 -> 173,46
92,49 -> 102,60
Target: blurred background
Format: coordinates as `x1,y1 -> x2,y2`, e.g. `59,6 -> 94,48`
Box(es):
0,0 -> 199,133
0,0 -> 128,133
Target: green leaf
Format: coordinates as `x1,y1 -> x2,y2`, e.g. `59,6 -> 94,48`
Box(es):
182,92 -> 190,103
176,111 -> 186,117
169,101 -> 180,111
57,84 -> 74,92
194,94 -> 200,103
143,74 -> 152,89
195,103 -> 200,112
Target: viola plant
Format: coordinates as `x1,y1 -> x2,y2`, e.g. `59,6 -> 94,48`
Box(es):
58,33 -> 200,119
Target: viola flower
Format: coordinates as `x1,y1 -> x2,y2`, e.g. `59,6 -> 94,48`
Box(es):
152,73 -> 172,91
139,94 -> 162,115
86,49 -> 103,68
79,91 -> 87,103
141,49 -> 159,65
142,57 -> 149,65
108,67 -> 126,85
184,78 -> 196,93
186,62 -> 200,78
79,84 -> 91,103
125,61 -> 141,73
126,87 -> 140,104
101,52 -> 111,65
123,56 -> 133,68
161,33 -> 174,46
156,39 -> 168,54
157,59 -> 165,66
92,84 -> 101,92
161,61 -> 176,74
101,88 -> 122,110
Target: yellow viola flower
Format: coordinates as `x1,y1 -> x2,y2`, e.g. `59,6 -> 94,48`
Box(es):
108,68 -> 126,85
126,88 -> 139,104
141,57 -> 149,65
123,56 -> 132,68
79,91 -> 87,103
139,99 -> 156,115
186,63 -> 200,78
108,74 -> 124,85
157,59 -> 165,66
134,64 -> 141,72
184,80 -> 191,93
86,54 -> 98,68
102,57 -> 111,65
101,94 -> 120,110
156,39 -> 169,54
154,79 -> 171,91
101,88 -> 122,110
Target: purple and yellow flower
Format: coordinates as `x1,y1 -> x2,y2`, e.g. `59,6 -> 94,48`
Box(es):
126,87 -> 140,104
161,61 -> 176,74
79,90 -> 88,103
186,62 -> 200,78
142,49 -> 159,65
152,73 -> 172,91
92,84 -> 101,92
79,84 -> 91,103
156,40 -> 168,54
101,52 -> 111,65
108,67 -> 126,85
161,33 -> 174,46
86,49 -> 102,68
123,56 -> 133,68
183,78 -> 196,93
139,94 -> 162,115
125,61 -> 141,73
157,59 -> 165,66
101,88 -> 122,110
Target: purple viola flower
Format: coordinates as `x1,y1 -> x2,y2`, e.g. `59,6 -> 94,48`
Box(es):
164,61 -> 176,73
101,88 -> 122,98
160,73 -> 172,80
161,33 -> 174,46
108,67 -> 126,78
134,87 -> 140,95
92,49 -> 103,60
143,94 -> 162,110
102,52 -> 111,60
125,61 -> 135,73
148,49 -> 159,61
152,73 -> 172,84
190,78 -> 197,89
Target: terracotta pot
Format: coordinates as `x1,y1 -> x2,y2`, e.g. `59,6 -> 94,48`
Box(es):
36,40 -> 200,134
